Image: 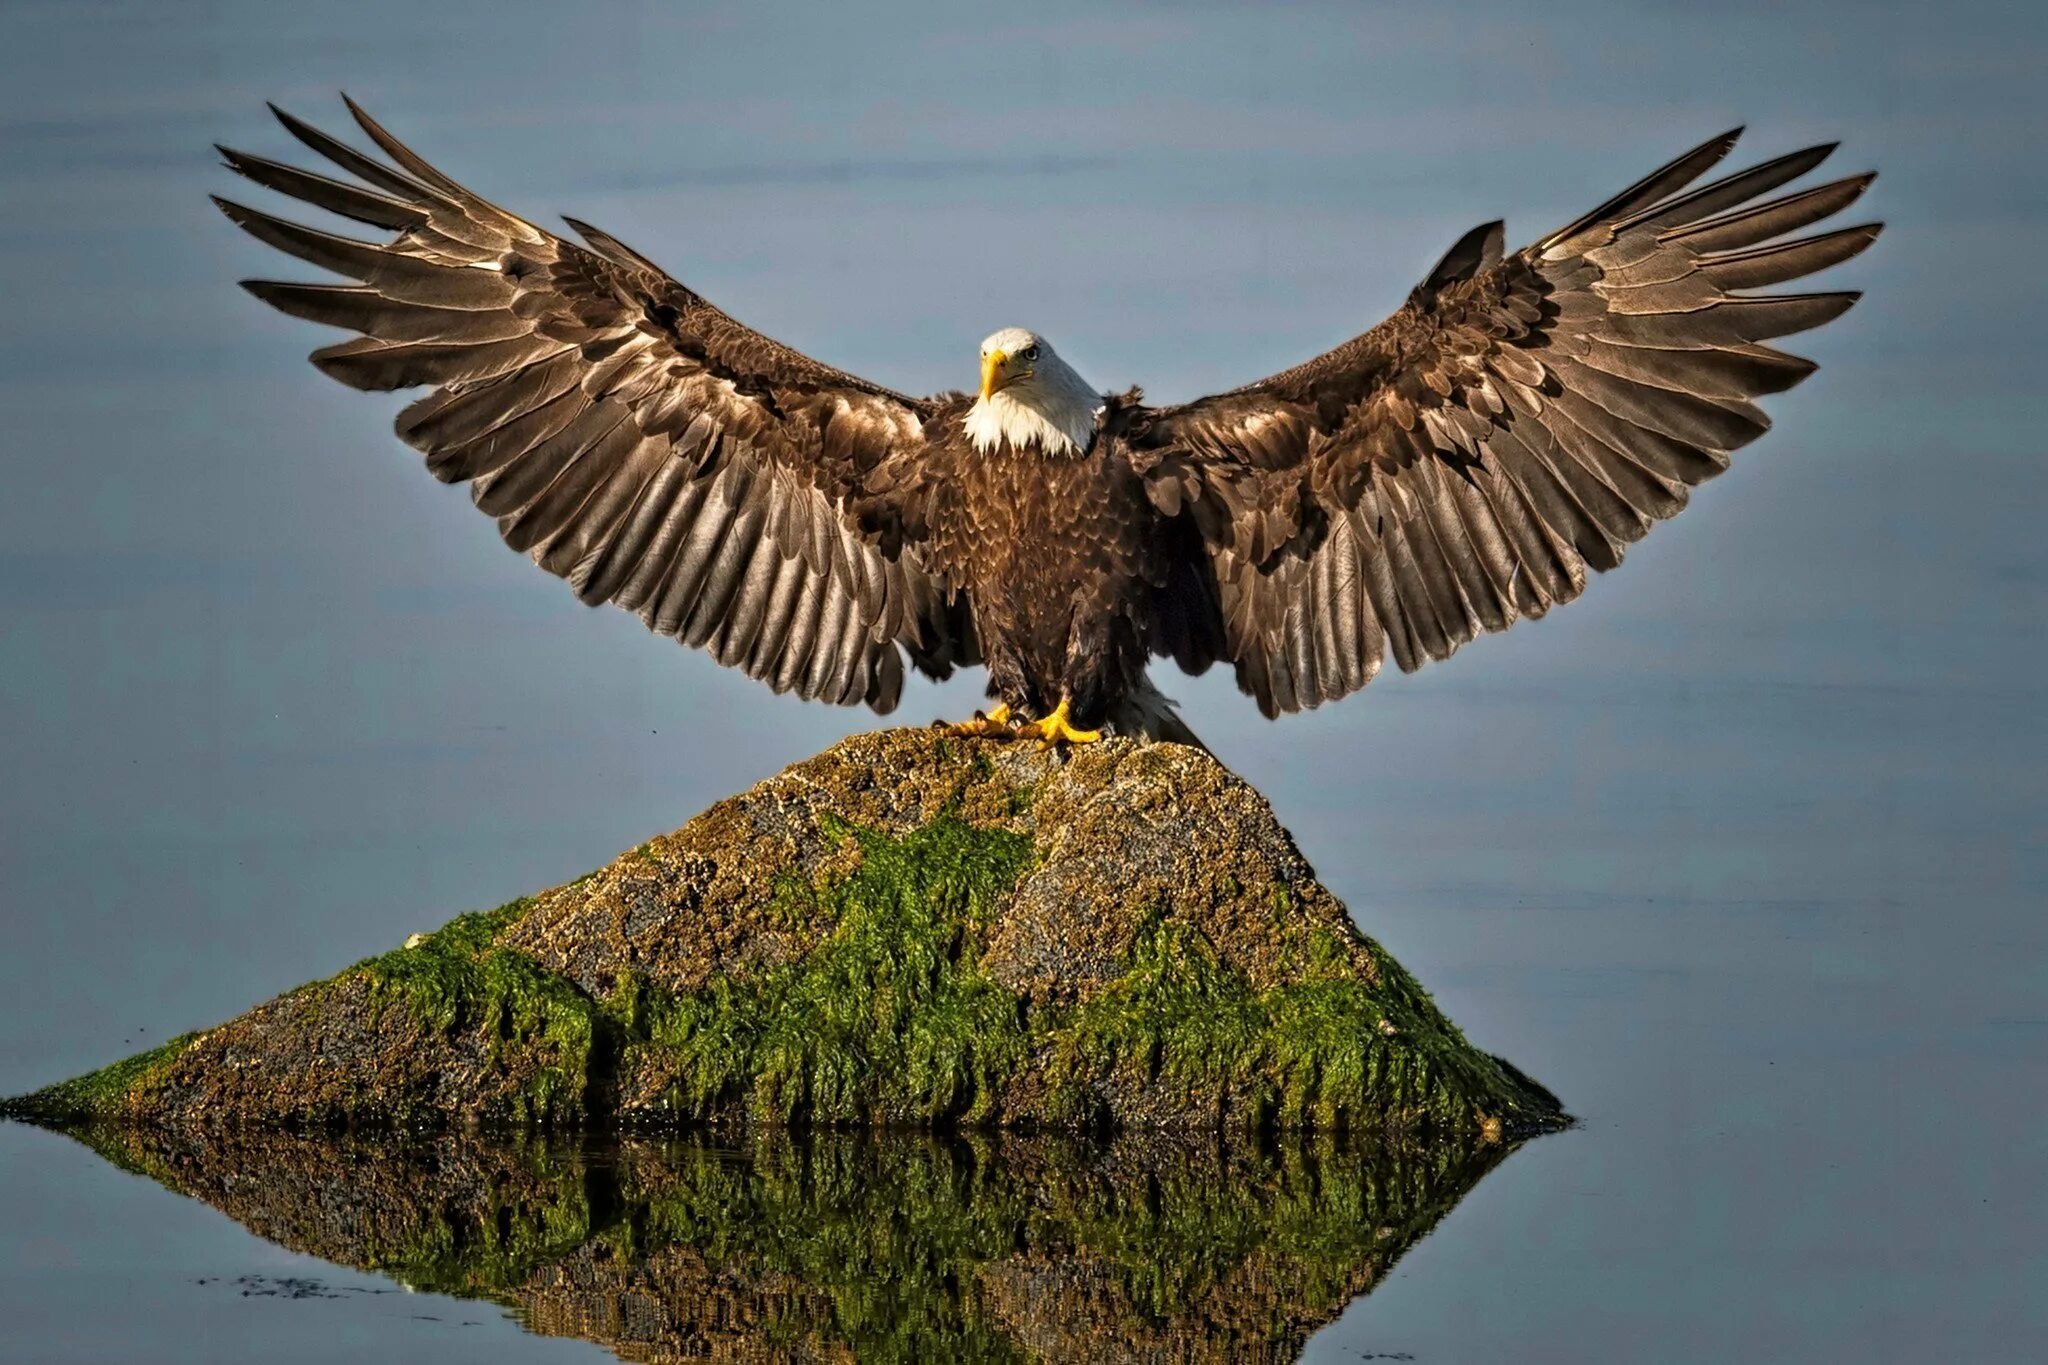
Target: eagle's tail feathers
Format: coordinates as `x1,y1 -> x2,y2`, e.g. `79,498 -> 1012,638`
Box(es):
1109,675 -> 1208,751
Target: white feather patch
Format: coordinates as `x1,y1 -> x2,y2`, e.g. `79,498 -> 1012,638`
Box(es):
965,391 -> 1098,456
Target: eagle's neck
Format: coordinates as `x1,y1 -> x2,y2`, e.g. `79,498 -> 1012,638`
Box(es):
965,377 -> 1101,457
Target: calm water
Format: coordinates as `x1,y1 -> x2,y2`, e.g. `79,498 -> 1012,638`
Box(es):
3,1 -> 2043,1360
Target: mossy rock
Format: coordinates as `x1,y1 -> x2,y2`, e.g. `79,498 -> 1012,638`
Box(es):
3,729 -> 1565,1138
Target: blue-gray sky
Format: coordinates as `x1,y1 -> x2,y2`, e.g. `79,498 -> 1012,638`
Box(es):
1,1 -> 2043,1358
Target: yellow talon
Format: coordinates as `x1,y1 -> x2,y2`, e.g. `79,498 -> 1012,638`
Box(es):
1022,697 -> 1102,747
948,703 -> 1015,738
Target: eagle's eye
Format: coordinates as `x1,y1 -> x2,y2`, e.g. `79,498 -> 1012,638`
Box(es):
1022,344 -> 1040,362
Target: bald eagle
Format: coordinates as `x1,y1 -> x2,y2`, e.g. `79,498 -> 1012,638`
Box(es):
218,100 -> 1878,748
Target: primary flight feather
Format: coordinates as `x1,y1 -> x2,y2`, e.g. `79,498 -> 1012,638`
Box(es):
218,99 -> 1878,748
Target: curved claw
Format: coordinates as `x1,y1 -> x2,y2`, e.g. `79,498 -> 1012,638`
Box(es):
947,703 -> 1016,738
1023,697 -> 1101,747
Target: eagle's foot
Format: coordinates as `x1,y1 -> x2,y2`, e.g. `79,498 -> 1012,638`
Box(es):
1022,697 -> 1102,748
947,703 -> 1017,738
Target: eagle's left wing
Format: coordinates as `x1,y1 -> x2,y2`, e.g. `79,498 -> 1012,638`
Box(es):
1127,131 -> 1879,716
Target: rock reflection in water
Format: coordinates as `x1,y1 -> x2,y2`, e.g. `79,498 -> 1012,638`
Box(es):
59,1123 -> 1519,1362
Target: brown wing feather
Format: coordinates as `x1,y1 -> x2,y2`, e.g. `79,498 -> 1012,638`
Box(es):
219,98 -> 968,711
1132,131 -> 1879,717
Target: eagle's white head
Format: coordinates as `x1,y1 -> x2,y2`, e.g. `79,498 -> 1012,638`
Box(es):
965,327 -> 1101,457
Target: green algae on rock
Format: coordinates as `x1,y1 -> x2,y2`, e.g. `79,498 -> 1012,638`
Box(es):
3,728 -> 1565,1137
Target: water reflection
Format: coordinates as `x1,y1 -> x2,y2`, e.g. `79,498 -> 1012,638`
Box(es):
57,1123 -> 1522,1362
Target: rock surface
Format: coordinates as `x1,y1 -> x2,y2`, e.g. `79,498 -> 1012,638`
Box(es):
4,729 -> 1565,1137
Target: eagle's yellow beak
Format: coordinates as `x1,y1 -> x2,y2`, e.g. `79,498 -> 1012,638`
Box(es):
979,348 -> 1011,400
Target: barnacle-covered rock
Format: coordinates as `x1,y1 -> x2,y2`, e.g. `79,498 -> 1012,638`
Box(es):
4,729 -> 1564,1137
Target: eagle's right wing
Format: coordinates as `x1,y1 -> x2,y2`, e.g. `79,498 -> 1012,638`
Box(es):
218,98 -> 972,712
1129,131 -> 1879,716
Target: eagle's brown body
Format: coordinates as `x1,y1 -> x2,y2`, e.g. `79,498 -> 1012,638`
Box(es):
218,101 -> 1878,745
915,402 -> 1199,730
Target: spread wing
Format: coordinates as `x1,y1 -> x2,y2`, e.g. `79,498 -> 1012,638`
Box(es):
1128,130 -> 1880,716
217,98 -> 971,712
